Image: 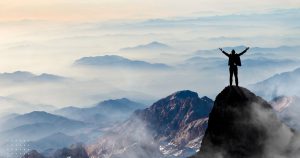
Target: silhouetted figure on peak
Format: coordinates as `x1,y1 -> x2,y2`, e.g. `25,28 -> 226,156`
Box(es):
219,47 -> 250,86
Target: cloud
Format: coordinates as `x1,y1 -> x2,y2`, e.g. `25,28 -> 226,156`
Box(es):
248,102 -> 296,158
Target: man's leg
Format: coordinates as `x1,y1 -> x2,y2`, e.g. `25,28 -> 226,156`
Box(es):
229,66 -> 233,86
234,66 -> 238,86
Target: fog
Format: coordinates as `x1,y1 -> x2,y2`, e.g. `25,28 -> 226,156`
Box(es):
0,8 -> 299,115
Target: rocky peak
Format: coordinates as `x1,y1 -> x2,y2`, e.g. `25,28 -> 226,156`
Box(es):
168,90 -> 199,100
200,96 -> 213,103
191,86 -> 295,158
135,90 -> 213,139
88,90 -> 214,158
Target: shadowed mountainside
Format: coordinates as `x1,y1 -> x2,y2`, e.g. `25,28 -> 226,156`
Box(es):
87,90 -> 213,158
191,86 -> 300,158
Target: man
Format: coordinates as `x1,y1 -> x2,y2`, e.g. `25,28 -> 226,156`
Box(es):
219,47 -> 250,86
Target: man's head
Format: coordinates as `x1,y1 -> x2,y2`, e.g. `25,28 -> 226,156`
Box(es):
231,49 -> 236,54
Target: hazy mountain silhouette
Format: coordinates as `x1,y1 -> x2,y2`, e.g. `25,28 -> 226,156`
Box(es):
74,55 -> 171,70
55,98 -> 146,124
185,56 -> 297,71
190,86 -> 298,158
120,41 -> 172,52
0,96 -> 55,115
27,132 -> 87,152
0,111 -> 85,130
0,71 -> 67,83
194,45 -> 300,59
0,111 -> 86,141
250,67 -> 300,100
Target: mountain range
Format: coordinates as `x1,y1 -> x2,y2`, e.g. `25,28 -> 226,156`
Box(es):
54,98 -> 146,125
87,90 -> 213,158
19,87 -> 300,158
250,67 -> 300,100
194,45 -> 300,58
0,98 -> 147,156
0,71 -> 67,83
0,96 -> 55,116
73,55 -> 171,70
27,132 -> 89,153
120,41 -> 172,52
0,111 -> 86,141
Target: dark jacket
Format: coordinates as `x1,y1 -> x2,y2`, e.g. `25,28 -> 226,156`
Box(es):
228,54 -> 241,66
222,50 -> 247,66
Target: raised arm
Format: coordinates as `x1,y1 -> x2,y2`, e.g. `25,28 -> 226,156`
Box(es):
219,48 -> 229,57
239,47 -> 250,56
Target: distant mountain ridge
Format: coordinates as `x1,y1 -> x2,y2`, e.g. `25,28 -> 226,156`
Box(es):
55,98 -> 146,124
1,111 -> 84,130
0,96 -> 55,116
250,67 -> 300,100
194,45 -> 300,58
27,132 -> 88,152
0,71 -> 66,82
0,111 -> 86,141
74,55 -> 171,69
1,98 -> 146,157
120,41 -> 172,52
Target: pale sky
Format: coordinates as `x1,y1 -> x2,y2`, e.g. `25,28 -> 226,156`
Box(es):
0,0 -> 300,22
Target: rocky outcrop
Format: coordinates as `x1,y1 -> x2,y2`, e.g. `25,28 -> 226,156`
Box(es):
22,150 -> 45,158
23,143 -> 88,158
191,86 -> 296,158
88,90 -> 213,158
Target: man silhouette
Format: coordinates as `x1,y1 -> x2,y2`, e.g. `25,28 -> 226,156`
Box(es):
219,47 -> 250,86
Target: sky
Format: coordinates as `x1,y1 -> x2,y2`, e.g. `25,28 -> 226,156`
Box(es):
0,0 -> 300,22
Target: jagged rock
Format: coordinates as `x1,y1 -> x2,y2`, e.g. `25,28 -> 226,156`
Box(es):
22,143 -> 88,158
22,150 -> 45,158
88,90 -> 213,158
52,143 -> 88,158
191,86 -> 295,158
134,90 -> 212,141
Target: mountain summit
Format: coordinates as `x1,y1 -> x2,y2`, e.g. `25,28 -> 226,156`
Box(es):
191,86 -> 298,158
88,90 -> 213,158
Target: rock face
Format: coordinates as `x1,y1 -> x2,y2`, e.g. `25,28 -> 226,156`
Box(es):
88,90 -> 213,158
23,143 -> 88,158
271,96 -> 300,131
134,90 -> 212,142
191,86 -> 295,158
52,143 -> 89,158
22,150 -> 45,158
